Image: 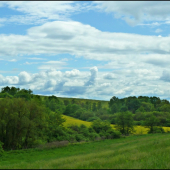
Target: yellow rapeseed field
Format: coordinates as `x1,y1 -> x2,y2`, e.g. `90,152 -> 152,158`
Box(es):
62,115 -> 91,127
62,115 -> 170,134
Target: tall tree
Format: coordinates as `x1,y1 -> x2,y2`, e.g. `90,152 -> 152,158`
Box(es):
115,111 -> 134,135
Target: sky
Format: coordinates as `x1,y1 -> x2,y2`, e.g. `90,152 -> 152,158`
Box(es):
0,1 -> 170,101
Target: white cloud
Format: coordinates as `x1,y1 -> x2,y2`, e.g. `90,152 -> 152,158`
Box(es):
65,69 -> 80,77
0,66 -> 170,100
103,73 -> 117,79
155,29 -> 162,33
8,59 -> 17,62
1,20 -> 170,65
28,57 -> 47,60
0,1 -> 91,25
18,71 -> 32,84
84,66 -> 98,86
93,1 -> 170,25
38,60 -> 68,70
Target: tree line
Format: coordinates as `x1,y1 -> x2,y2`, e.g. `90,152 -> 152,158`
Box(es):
0,86 -> 170,154
0,86 -> 121,153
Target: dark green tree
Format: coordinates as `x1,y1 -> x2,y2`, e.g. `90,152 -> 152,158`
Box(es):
143,112 -> 160,133
97,101 -> 102,110
92,103 -> 97,112
115,111 -> 134,135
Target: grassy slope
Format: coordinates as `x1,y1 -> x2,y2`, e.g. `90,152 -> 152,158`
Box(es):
1,133 -> 170,169
40,95 -> 109,109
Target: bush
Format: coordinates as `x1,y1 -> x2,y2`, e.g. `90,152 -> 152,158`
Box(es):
75,134 -> 86,142
89,132 -> 100,141
0,92 -> 13,98
105,129 -> 121,139
148,126 -> 165,134
87,116 -> 99,122
0,142 -> 4,157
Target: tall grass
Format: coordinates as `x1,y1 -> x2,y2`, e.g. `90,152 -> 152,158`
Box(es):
1,133 -> 170,169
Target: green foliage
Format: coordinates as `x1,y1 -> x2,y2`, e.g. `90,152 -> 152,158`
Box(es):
0,92 -> 13,98
110,103 -> 119,114
0,97 -> 66,150
63,99 -> 70,106
0,141 -> 4,157
148,126 -> 165,134
159,104 -> 170,112
97,101 -> 102,110
64,104 -> 81,117
91,119 -> 111,134
143,112 -> 160,133
115,111 -> 134,135
44,96 -> 65,113
92,102 -> 97,112
126,97 -> 141,113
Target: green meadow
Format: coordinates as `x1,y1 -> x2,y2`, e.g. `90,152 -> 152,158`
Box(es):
1,133 -> 170,169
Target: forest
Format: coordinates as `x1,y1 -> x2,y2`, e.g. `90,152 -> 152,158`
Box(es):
0,86 -> 170,155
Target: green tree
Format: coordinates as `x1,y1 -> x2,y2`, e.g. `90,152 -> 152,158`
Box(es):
115,111 -> 134,135
159,104 -> 170,112
92,103 -> 97,112
143,112 -> 160,133
64,99 -> 70,106
110,103 -> 119,114
85,101 -> 91,110
109,96 -> 119,108
91,119 -> 112,134
97,101 -> 102,110
126,97 -> 140,113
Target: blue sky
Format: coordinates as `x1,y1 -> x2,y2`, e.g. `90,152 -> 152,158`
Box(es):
1,1 -> 170,101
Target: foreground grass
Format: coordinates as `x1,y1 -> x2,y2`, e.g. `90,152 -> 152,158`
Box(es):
1,133 -> 170,169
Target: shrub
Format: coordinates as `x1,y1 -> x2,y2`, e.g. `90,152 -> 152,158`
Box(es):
89,132 -> 100,141
75,134 -> 86,142
148,126 -> 165,134
0,92 -> 13,98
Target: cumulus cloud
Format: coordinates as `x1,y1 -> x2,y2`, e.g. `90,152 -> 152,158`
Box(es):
64,69 -> 80,77
84,66 -> 98,86
1,20 -> 170,68
103,73 -> 117,79
93,1 -> 170,25
18,71 -> 32,84
0,67 -> 170,100
0,74 -> 19,85
143,54 -> 170,67
44,79 -> 57,89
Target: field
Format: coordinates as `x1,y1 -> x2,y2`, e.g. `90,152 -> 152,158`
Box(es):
63,115 -> 170,134
63,115 -> 91,127
40,95 -> 110,109
1,133 -> 170,169
58,97 -> 109,108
